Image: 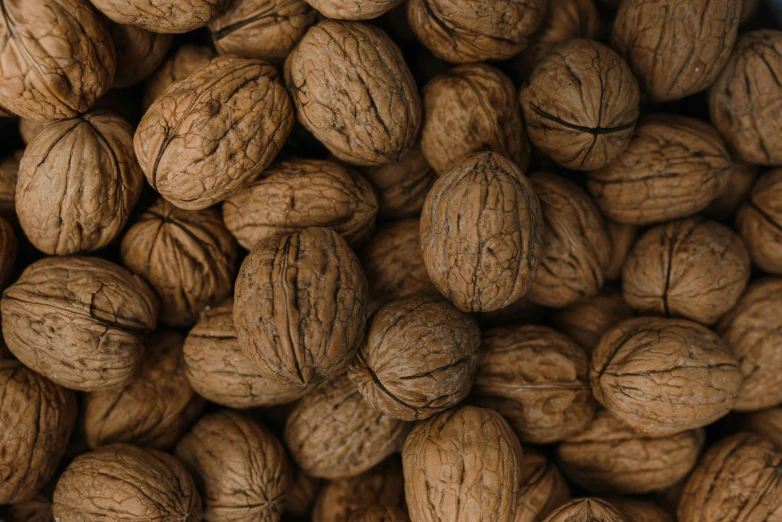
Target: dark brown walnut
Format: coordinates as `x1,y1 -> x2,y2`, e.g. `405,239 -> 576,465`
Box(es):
515,448 -> 571,522
121,198 -> 237,327
17,109 -> 144,255
403,406 -> 522,522
421,63 -> 530,176
604,220 -> 639,282
234,228 -> 368,388
135,56 -> 293,210
590,317 -> 742,436
0,216 -> 16,291
0,150 -> 21,217
223,159 -> 379,250
407,0 -> 546,63
552,290 -> 634,354
622,218 -> 751,325
7,489 -> 54,522
89,0 -> 230,33
420,152 -> 543,313
520,39 -> 640,171
108,22 -> 173,88
348,507 -> 409,522
306,0 -> 403,19
284,374 -> 408,479
527,173 -> 611,308
602,498 -> 673,522
0,0 -> 116,122
737,169 -> 782,275
704,162 -> 758,220
143,45 -> 216,111
348,294 -> 481,421
53,444 -> 202,521
1,256 -> 158,391
285,469 -> 320,518
361,145 -> 436,220
587,115 -> 732,225
471,326 -> 593,444
709,31 -> 782,165
542,498 -> 627,522
678,433 -> 782,522
745,407 -> 782,450
0,360 -> 77,504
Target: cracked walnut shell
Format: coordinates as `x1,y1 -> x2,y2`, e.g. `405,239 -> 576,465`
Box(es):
361,145 -> 436,220
108,22 -> 173,88
542,499 -> 627,522
143,45 -> 216,111
306,0 -> 403,20
551,289 -> 634,354
89,0 -> 230,33
515,448 -> 571,522
737,169 -> 782,275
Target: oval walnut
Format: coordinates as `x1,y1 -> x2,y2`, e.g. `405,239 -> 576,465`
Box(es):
89,0 -> 230,33
737,169 -> 782,275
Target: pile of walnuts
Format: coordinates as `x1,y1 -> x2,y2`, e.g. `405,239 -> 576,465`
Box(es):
1,0 -> 782,521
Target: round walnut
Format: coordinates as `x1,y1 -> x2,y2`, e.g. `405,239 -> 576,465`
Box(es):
347,507 -> 409,522
135,56 -> 293,210
542,499 -> 627,522
421,63 -> 530,176
515,448 -> 571,522
143,45 -> 216,111
17,110 -> 143,255
0,150 -> 21,217
745,408 -> 782,450
520,39 -> 640,171
306,0 -> 403,19
1,257 -> 158,391
284,20 -> 421,166
590,317 -> 742,436
89,0 -> 230,33
420,152 -> 542,313
471,326 -> 594,444
0,0 -> 116,122
0,360 -> 77,504
403,406 -> 523,522
0,217 -> 16,291
284,374 -> 408,479
704,162 -> 757,220
737,169 -> 782,275
108,23 -> 173,88
53,444 -> 202,521
604,220 -> 639,281
348,294 -> 481,421
552,290 -> 634,354
587,115 -> 732,225
622,218 -> 751,324
603,498 -> 673,522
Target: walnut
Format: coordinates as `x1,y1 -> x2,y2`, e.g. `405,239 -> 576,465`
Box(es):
520,39 -> 640,172
284,374 -> 408,479
0,216 -> 16,291
552,289 -> 634,354
0,0 -> 116,122
143,45 -> 216,111
53,443 -> 202,521
18,119 -> 46,145
590,317 -> 742,436
89,0 -> 230,33
0,360 -> 77,504
737,169 -> 782,275
361,146 -> 436,220
603,498 -> 673,522
704,162 -> 757,221
16,109 -> 144,256
285,468 -> 321,517
1,257 -> 158,391
471,325 -> 594,444
420,152 -> 542,313
604,220 -> 639,282
7,489 -> 54,522
622,218 -> 751,324
541,499 -> 627,522
420,64 -> 530,176
587,115 -> 732,225
515,448 -> 571,522
108,22 -> 173,88
0,150 -> 21,217
306,0 -> 403,20
745,407 -> 782,450
348,507 -> 409,522
135,56 -> 293,210
234,228 -> 368,388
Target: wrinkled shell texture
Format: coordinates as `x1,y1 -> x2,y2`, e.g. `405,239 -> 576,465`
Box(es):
543,498 -> 627,522
234,228 -> 368,388
552,290 -> 634,352
0,0 -> 116,122
604,220 -> 639,281
1,257 -> 158,391
52,444 -> 202,521
515,448 -> 570,522
588,115 -> 732,225
420,152 -> 543,312
135,56 -> 293,210
109,23 -> 173,88
471,325 -> 594,444
704,162 -> 758,220
421,63 -> 529,176
737,169 -> 782,274
143,45 -> 216,111
17,110 -> 143,255
520,39 -> 640,171
307,0 -> 403,20
590,317 -> 742,436
0,150 -> 20,217
622,218 -> 751,325
175,411 -> 290,522
284,374 -> 408,479
605,498 -> 672,522
0,360 -> 76,504
89,0 -> 230,33
285,20 -> 421,166
0,216 -> 16,290
745,407 -> 782,450
362,145 -> 436,220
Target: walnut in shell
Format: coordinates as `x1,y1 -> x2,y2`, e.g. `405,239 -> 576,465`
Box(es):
604,220 -> 639,282
0,150 -> 21,217
542,498 -> 627,522
745,407 -> 782,450
737,169 -> 782,275
108,22 -> 173,88
143,45 -> 216,111
89,0 -> 230,33
515,448 -> 571,522
0,217 -> 16,291
601,498 -> 672,522
704,162 -> 757,220
361,145 -> 436,220
306,0 -> 403,19
551,290 -> 634,353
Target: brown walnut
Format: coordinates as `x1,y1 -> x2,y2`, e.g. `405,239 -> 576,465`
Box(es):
285,469 -> 321,517
737,169 -> 782,275
0,216 -> 16,291
89,0 -> 230,33
515,448 -> 571,522
306,0 -> 403,19
745,407 -> 782,450
601,498 -> 672,522
704,162 -> 758,220
551,289 -> 634,354
0,150 -> 21,217
143,45 -> 216,111
108,22 -> 173,88
604,220 -> 639,282
348,507 -> 409,522
7,489 -> 54,522
542,498 -> 627,522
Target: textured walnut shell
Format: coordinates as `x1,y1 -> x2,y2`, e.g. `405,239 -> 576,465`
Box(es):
520,39 -> 640,171
0,0 -> 116,122
0,217 -> 16,291
89,0 -> 230,33
552,290 -> 634,354
0,150 -> 21,216
471,325 -> 594,444
421,63 -> 529,176
515,448 -> 571,522
109,23 -> 173,88
0,360 -> 77,504
541,498 -> 627,522
306,0 -> 403,19
7,489 -> 54,522
403,406 -> 523,522
17,110 -> 144,255
361,146 -> 436,220
142,45 -> 216,111
284,374 -> 408,479
737,169 -> 782,275
53,444 -> 202,521
420,152 -> 542,313
1,257 -> 158,391
348,294 -> 480,421
704,162 -> 757,220
745,407 -> 782,450
587,115 -> 732,225
604,220 -> 639,282
135,56 -> 293,210
601,498 -> 672,522
348,507 -> 409,522
285,469 -> 321,517
622,218 -> 751,325
590,317 -> 742,436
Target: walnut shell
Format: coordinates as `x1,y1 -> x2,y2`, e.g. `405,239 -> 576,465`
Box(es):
0,217 -> 16,291
89,0 -> 230,33
520,39 -> 640,171
142,45 -> 216,111
1,256 -> 158,391
704,162 -> 757,220
53,444 -> 202,521
306,0 -> 403,19
604,220 -> 639,282
285,468 -> 321,517
551,290 -> 634,354
135,56 -> 293,210
17,109 -> 144,255
542,498 -> 627,522
0,360 -> 77,504
601,498 -> 672,522
348,507 -> 409,522
0,150 -> 21,217
737,169 -> 782,275
361,145 -> 436,220
515,448 -> 571,522
745,407 -> 782,450
622,218 -> 751,325
420,152 -> 542,313
284,20 -> 421,166
108,22 -> 173,88
587,115 -> 732,225
590,317 -> 742,436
